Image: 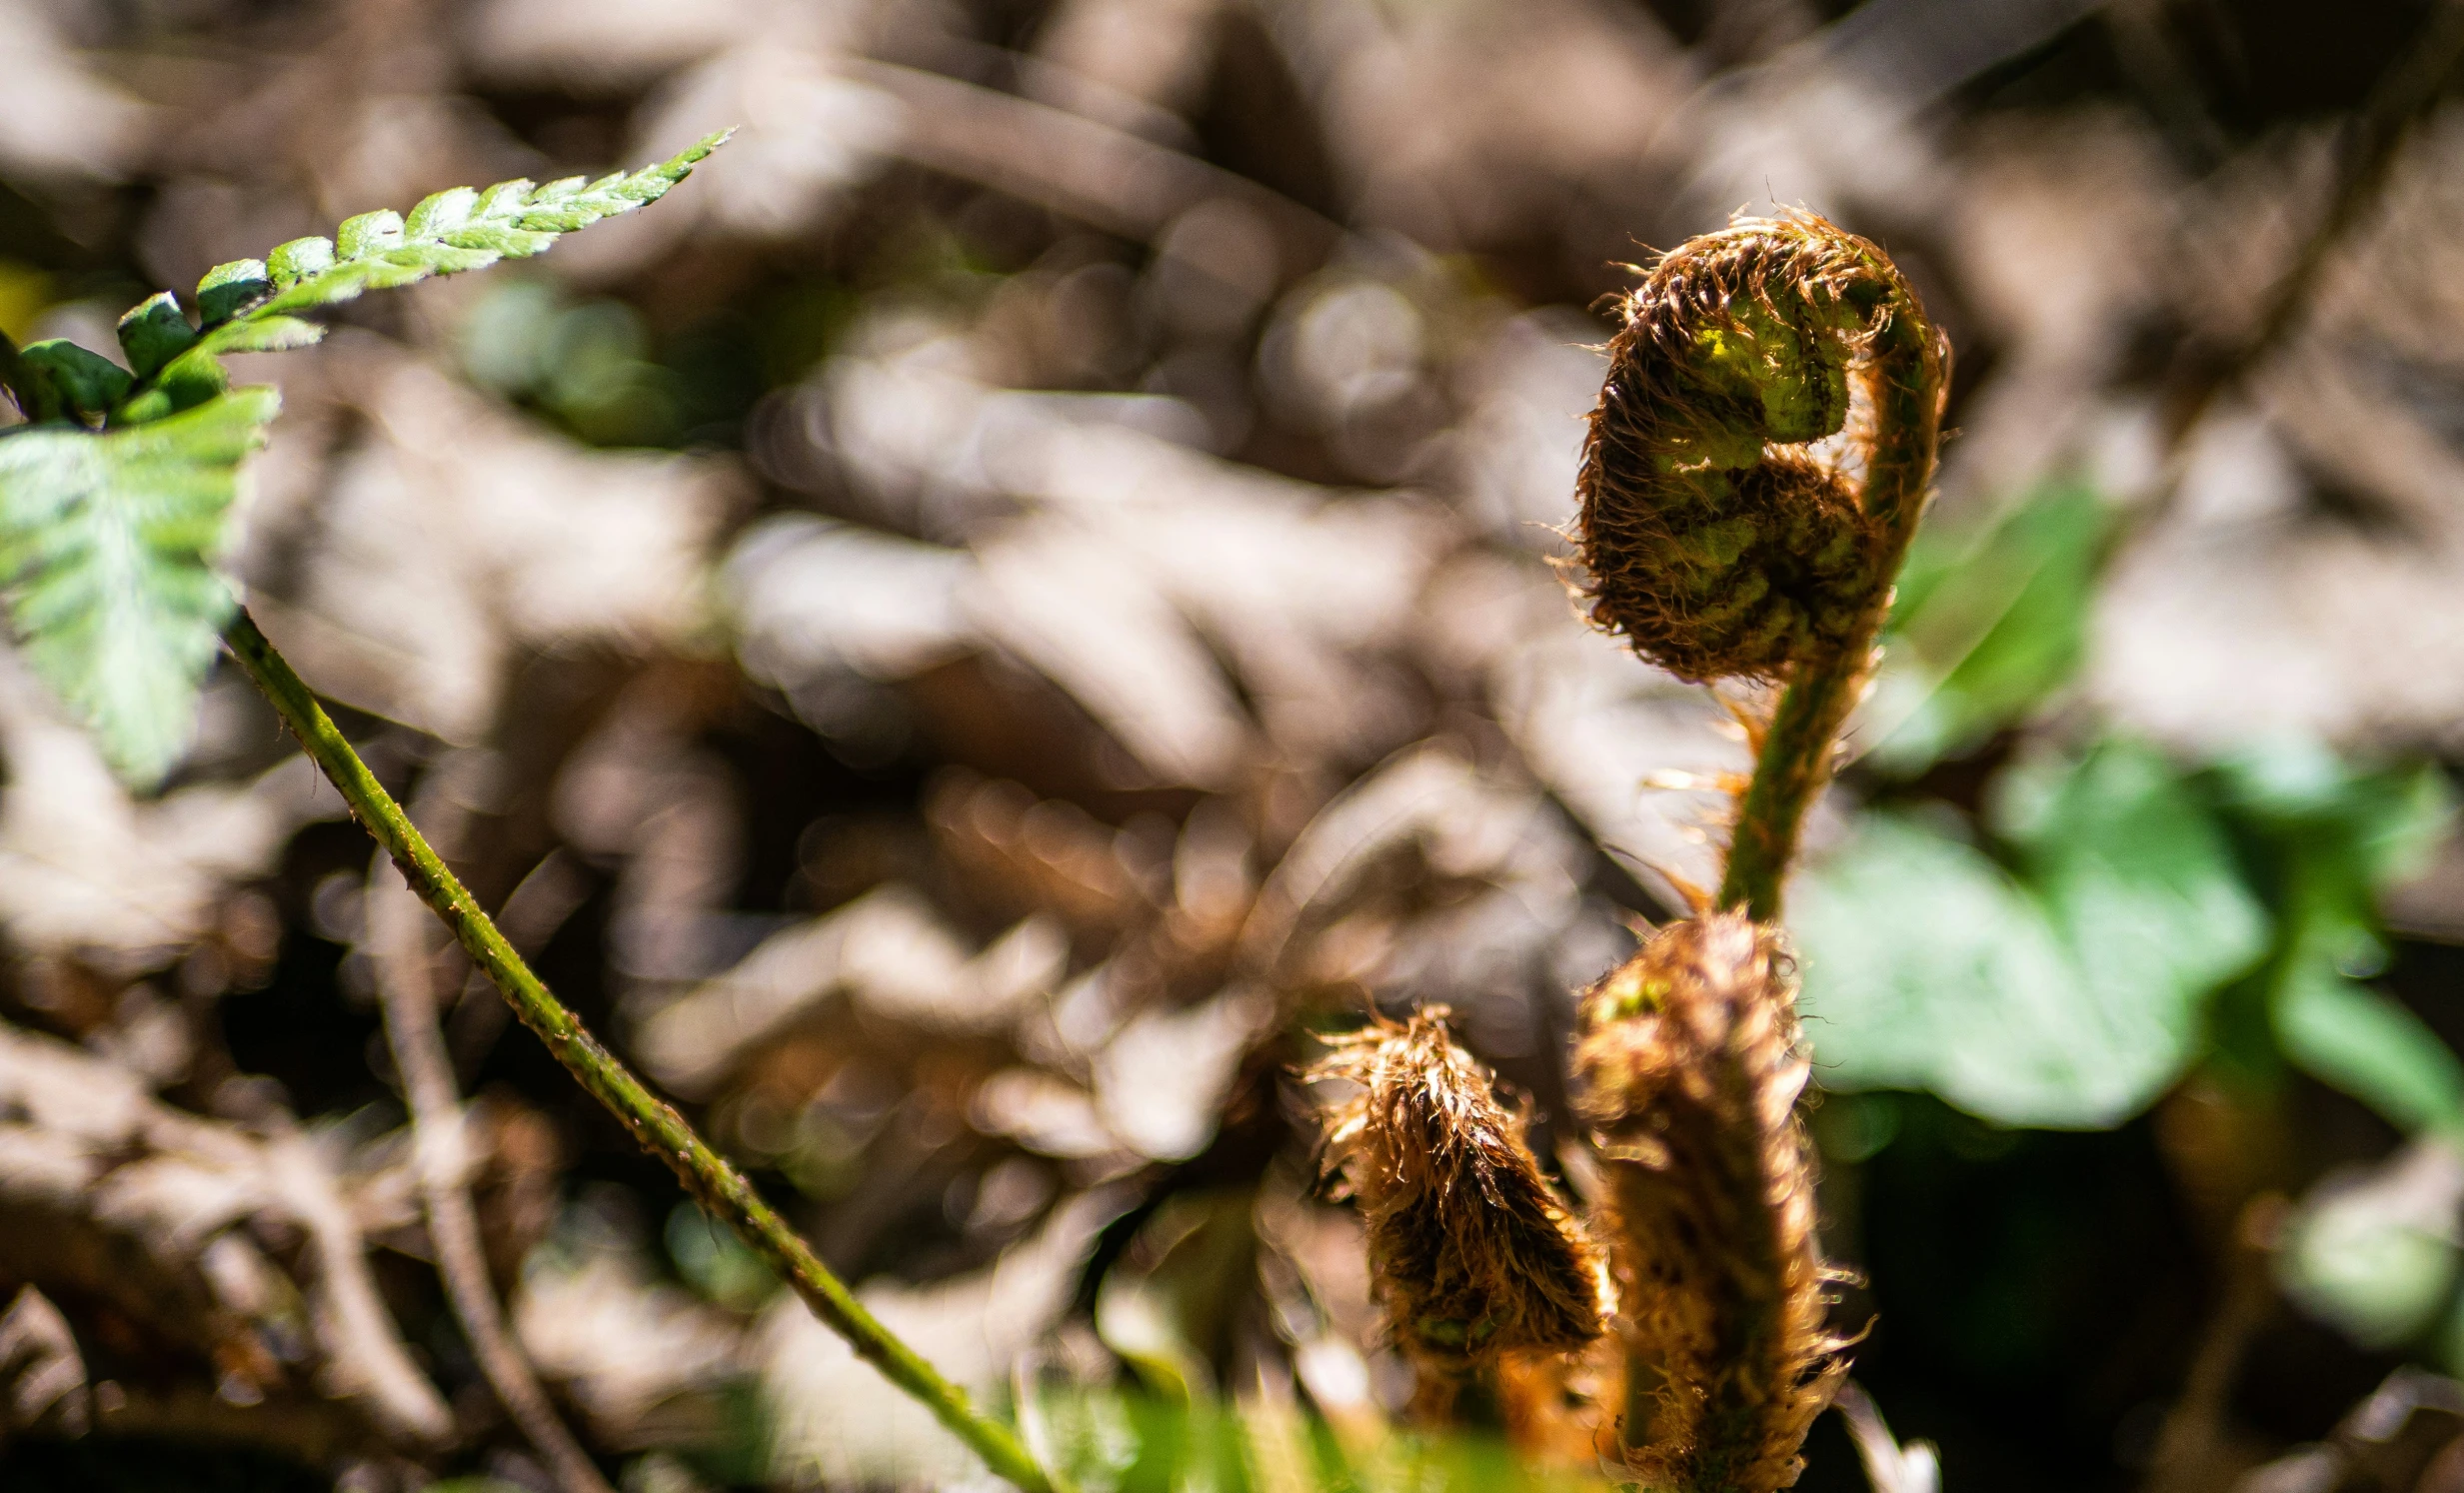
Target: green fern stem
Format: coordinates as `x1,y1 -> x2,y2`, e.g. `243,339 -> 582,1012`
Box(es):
1715,277 -> 1946,922
223,610 -> 1067,1493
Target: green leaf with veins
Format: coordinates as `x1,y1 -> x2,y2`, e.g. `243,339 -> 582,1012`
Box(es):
1793,740 -> 2269,1128
0,388 -> 279,785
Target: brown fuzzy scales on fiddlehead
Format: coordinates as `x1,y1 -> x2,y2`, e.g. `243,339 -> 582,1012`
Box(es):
1314,1012 -> 1608,1393
1576,211 -> 1939,684
1573,914 -> 1844,1492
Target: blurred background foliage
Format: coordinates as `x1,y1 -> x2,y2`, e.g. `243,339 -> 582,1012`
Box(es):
6,1 -> 2464,1491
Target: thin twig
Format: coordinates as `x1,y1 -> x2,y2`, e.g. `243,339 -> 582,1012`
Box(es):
2158,0 -> 2464,454
849,58 -> 1341,274
223,608 -> 1067,1493
367,847 -> 615,1493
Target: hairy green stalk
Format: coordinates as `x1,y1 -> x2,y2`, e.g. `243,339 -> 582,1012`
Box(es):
1716,276 -> 1944,919
223,610 -> 1065,1493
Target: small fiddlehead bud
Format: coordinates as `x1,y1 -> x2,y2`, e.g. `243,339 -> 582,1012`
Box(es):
1313,1012 -> 1608,1404
1572,913 -> 1841,1493
1576,210 -> 1944,687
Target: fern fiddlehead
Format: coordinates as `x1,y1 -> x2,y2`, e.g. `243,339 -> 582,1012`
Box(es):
1577,210 -> 1948,920
1313,1012 -> 1607,1415
1568,211 -> 1947,1491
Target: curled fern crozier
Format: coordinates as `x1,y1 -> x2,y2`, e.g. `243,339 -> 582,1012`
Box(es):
1576,211 -> 1946,684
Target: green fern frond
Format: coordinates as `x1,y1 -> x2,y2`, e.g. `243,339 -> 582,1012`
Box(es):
0,131 -> 727,785
113,131 -> 731,424
0,388 -> 279,785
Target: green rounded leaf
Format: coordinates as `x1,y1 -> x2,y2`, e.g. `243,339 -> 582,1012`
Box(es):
1795,742 -> 2269,1128
2279,1143 -> 2464,1349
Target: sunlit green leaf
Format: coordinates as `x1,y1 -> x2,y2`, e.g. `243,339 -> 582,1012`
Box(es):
1795,813 -> 2151,1127
1867,482 -> 2111,774
1795,741 -> 2267,1128
0,136 -> 727,787
0,388 -> 278,785
2275,955 -> 2464,1138
1997,738 -> 2272,1014
30,132 -> 731,430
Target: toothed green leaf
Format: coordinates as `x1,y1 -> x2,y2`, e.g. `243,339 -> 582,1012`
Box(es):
440,224 -> 556,258
335,209 -> 405,258
403,186 -> 476,238
197,132 -> 727,338
141,132 -> 731,420
196,259 -> 270,326
18,340 -> 132,423
267,236 -> 335,286
196,314 -> 325,358
0,388 -> 279,786
117,292 -> 197,379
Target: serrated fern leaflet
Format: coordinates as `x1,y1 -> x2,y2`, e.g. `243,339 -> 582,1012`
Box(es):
137,131 -> 729,420
0,133 -> 727,786
0,389 -> 278,785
